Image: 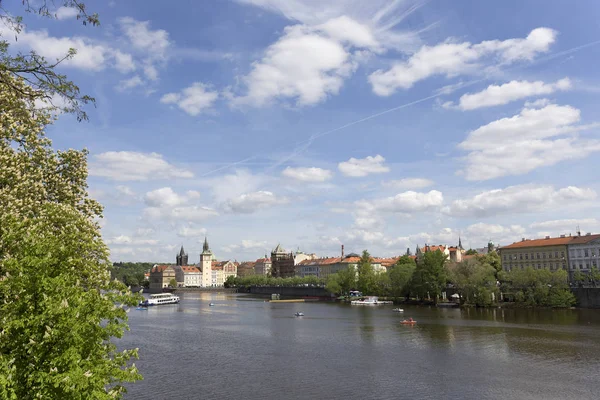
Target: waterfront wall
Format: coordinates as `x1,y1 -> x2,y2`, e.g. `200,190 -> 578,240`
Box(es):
249,286 -> 332,298
572,288 -> 600,308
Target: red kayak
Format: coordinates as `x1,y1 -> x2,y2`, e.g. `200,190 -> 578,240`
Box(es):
400,320 -> 417,325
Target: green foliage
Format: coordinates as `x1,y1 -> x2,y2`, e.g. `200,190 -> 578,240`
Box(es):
411,250 -> 448,303
224,275 -> 236,288
228,275 -> 326,288
449,257 -> 497,306
504,268 -> 575,308
357,250 -> 377,295
0,59 -> 141,398
325,273 -> 342,295
481,251 -> 502,277
465,249 -> 479,255
111,262 -> 153,287
387,261 -> 415,299
169,278 -> 177,288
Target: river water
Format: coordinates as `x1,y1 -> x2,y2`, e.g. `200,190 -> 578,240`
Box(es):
120,292 -> 600,400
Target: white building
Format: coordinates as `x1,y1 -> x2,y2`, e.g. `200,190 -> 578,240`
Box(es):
568,233 -> 600,273
173,265 -> 202,287
254,257 -> 272,275
199,237 -> 213,287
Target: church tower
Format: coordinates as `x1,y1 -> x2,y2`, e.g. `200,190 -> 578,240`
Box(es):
176,245 -> 188,266
200,237 -> 213,287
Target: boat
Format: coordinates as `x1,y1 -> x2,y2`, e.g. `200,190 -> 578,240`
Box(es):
139,293 -> 180,307
136,306 -> 148,311
400,319 -> 417,325
350,296 -> 393,305
294,312 -> 304,317
209,303 -> 215,306
392,308 -> 404,312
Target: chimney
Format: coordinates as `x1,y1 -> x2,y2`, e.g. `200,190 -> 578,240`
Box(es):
560,234 -> 565,238
521,238 -> 525,242
545,236 -> 550,239
586,232 -> 591,236
341,244 -> 344,259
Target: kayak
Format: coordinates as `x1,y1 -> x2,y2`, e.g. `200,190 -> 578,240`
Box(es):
400,320 -> 416,325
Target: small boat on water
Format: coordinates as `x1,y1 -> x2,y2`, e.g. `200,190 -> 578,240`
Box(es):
209,303 -> 215,306
136,306 -> 148,311
295,312 -> 304,317
400,319 -> 417,325
139,293 -> 180,307
392,308 -> 404,312
351,296 -> 393,305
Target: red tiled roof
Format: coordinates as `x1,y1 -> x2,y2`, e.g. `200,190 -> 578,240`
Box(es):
180,266 -> 200,273
255,258 -> 271,263
569,234 -> 600,244
422,245 -> 447,253
500,236 -> 574,249
151,265 -> 174,273
372,257 -> 399,267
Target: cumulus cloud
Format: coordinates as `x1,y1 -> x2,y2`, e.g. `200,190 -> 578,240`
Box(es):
116,75 -> 143,92
356,190 -> 444,214
90,151 -> 194,181
369,27 -> 556,96
281,167 -> 333,182
177,226 -> 207,238
118,17 -> 170,60
382,178 -> 434,190
223,191 -> 289,214
446,78 -> 571,110
338,155 -> 389,177
105,235 -> 159,246
458,104 -> 600,180
222,239 -> 269,253
144,187 -> 200,208
445,184 -> 596,218
160,83 -> 219,116
55,7 -> 78,20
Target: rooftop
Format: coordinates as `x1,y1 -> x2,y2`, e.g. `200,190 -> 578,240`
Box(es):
500,233 -> 600,249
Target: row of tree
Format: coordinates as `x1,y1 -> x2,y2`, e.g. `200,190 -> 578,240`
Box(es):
111,262 -> 155,287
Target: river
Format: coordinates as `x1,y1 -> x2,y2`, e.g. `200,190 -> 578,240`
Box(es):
120,292 -> 600,399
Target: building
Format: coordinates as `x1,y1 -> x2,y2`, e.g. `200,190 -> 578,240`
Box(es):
199,237 -> 213,287
296,255 -> 393,278
211,260 -> 237,286
237,261 -> 256,277
294,250 -> 317,265
176,245 -> 188,266
174,265 -> 202,287
499,236 -> 571,273
254,256 -> 272,275
567,233 -> 600,275
271,244 -> 295,278
149,265 -> 176,291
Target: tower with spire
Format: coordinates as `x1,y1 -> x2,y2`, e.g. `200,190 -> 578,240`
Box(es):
200,237 -> 213,287
458,236 -> 464,250
176,245 -> 188,266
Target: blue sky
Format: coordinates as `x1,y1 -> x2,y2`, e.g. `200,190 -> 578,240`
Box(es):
4,0 -> 600,262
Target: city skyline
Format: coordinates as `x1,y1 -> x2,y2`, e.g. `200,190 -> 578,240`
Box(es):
4,0 -> 600,261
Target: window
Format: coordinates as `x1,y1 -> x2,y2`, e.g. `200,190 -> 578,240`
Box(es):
537,253 -> 540,259
503,255 -> 507,261
555,251 -> 559,258
577,249 -> 582,257
538,263 -> 542,269
519,254 -> 523,260
585,249 -> 589,257
543,252 -> 546,259
580,263 -> 584,270
525,253 -> 529,260
561,251 -> 565,258
543,263 -> 546,268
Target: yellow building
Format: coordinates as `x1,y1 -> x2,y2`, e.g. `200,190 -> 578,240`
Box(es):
149,265 -> 177,292
499,236 -> 571,272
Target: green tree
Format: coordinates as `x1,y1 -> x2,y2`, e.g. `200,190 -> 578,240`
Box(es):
388,261 -> 416,300
411,250 -> 447,303
449,257 -> 497,306
465,249 -> 478,255
0,71 -> 141,398
356,250 -> 376,295
169,278 -> 178,288
325,273 -> 342,295
338,266 -> 357,295
481,251 -> 502,278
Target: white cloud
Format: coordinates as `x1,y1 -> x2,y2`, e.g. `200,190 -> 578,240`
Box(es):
90,151 -> 194,181
113,50 -> 136,73
524,98 -> 551,108
458,104 -> 600,180
233,24 -> 356,107
223,191 -> 289,214
177,226 -> 207,238
117,75 -> 143,91
55,7 -> 78,20
445,184 -> 596,218
222,239 -> 269,253
356,190 -> 444,214
382,178 -> 434,190
118,17 -> 170,59
160,83 -> 219,116
338,155 -> 389,177
447,78 -> 571,110
281,167 -> 333,182
105,235 -> 159,246
143,205 -> 219,222
144,187 -> 200,208
316,16 -> 379,49
530,218 -> 598,230
205,169 -> 269,203
369,27 -> 556,96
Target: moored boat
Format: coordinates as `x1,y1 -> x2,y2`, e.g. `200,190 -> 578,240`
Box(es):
140,293 -> 180,307
350,296 -> 393,305
393,308 -> 404,312
295,312 -> 304,317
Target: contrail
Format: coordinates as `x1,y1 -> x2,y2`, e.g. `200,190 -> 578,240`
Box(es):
202,38 -> 600,177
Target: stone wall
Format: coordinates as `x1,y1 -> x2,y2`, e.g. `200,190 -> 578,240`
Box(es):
249,286 -> 331,298
572,288 -> 600,308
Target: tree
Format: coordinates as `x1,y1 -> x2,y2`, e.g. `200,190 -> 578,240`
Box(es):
0,0 -> 98,121
481,251 -> 502,278
449,258 -> 497,306
465,249 -> 478,255
0,9 -> 142,398
387,261 -> 415,300
337,266 -> 357,295
411,250 -> 447,303
356,250 -> 376,295
224,275 -> 236,288
325,273 -> 342,295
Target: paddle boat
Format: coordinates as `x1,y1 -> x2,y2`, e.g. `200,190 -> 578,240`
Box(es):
295,312 -> 304,317
400,318 -> 417,325
209,303 -> 215,307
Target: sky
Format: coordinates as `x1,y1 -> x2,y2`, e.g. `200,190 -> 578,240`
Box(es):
3,0 -> 600,263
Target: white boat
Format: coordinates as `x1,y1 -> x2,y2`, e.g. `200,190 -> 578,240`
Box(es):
295,312 -> 304,317
392,308 -> 404,312
209,302 -> 215,307
140,293 -> 180,306
350,296 -> 393,305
